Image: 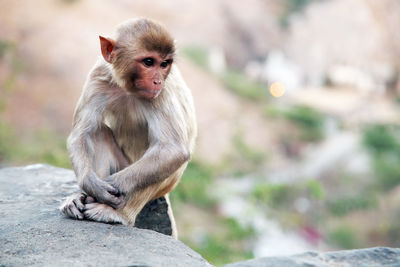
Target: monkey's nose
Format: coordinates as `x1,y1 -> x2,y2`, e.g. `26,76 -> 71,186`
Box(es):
153,80 -> 161,85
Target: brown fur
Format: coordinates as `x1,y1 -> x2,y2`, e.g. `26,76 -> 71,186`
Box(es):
60,19 -> 197,236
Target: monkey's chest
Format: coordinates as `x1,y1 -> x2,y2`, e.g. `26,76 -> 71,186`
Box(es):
105,113 -> 150,163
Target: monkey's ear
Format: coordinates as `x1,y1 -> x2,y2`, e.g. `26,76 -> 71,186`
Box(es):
99,36 -> 116,63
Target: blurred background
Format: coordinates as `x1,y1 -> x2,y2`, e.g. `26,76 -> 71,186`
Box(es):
1,0 -> 400,265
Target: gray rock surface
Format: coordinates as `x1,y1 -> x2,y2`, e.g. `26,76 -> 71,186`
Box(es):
2,164 -> 399,267
135,196 -> 172,236
225,247 -> 400,267
0,164 -> 211,266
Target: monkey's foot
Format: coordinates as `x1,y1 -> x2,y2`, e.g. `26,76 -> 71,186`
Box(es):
84,203 -> 127,224
60,193 -> 86,220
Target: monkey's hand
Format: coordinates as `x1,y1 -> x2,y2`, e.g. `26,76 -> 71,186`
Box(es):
103,174 -> 128,209
81,175 -> 124,209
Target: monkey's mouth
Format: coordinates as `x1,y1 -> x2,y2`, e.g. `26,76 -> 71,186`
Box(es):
137,89 -> 161,99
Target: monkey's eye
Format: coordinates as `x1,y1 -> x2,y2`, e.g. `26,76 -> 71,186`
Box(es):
142,58 -> 154,67
160,59 -> 172,69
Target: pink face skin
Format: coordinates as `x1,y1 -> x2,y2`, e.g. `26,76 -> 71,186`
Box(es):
99,37 -> 174,100
133,52 -> 173,99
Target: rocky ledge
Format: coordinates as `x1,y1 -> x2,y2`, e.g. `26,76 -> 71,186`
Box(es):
225,247 -> 400,267
0,164 -> 211,266
1,164 -> 399,267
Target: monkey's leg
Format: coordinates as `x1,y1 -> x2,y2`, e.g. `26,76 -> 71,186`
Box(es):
165,193 -> 178,239
122,171 -> 182,227
82,124 -> 131,224
62,125 -> 130,224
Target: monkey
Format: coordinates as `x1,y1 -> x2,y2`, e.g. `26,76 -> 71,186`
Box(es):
59,18 -> 197,237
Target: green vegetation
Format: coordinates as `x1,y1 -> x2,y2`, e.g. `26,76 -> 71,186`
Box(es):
171,160 -> 255,266
226,131 -> 266,176
280,0 -> 321,27
285,0 -> 315,13
170,160 -> 216,208
283,105 -> 325,141
252,184 -> 294,207
0,122 -> 70,168
372,154 -> 400,190
220,70 -> 268,101
327,195 -> 376,217
266,105 -> 325,142
0,39 -> 23,92
328,225 -> 359,249
0,40 -> 12,58
30,129 -> 71,168
386,213 -> 400,247
362,124 -> 400,190
222,217 -> 255,241
182,45 -> 268,102
0,41 -> 66,168
233,134 -> 265,166
306,180 -> 325,200
182,46 -> 209,70
0,122 -> 17,162
251,179 -> 325,209
363,124 -> 399,154
185,217 -> 254,266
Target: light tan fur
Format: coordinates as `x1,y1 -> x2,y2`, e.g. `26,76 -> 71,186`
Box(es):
60,19 -> 196,234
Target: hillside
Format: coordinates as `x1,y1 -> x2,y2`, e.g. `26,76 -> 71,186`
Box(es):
1,0 -> 400,266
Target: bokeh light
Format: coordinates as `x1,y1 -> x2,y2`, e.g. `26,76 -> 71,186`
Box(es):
269,82 -> 286,98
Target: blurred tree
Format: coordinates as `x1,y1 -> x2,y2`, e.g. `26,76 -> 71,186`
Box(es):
280,0 -> 320,26
363,124 -> 400,190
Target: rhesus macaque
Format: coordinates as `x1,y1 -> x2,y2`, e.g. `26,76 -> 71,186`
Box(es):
60,18 -> 197,236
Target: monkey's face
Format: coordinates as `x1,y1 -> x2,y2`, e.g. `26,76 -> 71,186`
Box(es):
125,52 -> 173,99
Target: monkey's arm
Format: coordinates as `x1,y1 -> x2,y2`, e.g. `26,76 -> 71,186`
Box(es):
107,115 -> 190,194
67,88 -> 124,208
109,142 -> 189,194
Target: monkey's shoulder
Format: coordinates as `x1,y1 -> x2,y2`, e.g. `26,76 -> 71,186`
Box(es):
87,59 -> 113,81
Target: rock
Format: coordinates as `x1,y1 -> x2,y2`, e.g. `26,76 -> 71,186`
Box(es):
135,196 -> 173,236
224,247 -> 400,267
0,164 -> 211,266
2,164 -> 398,267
